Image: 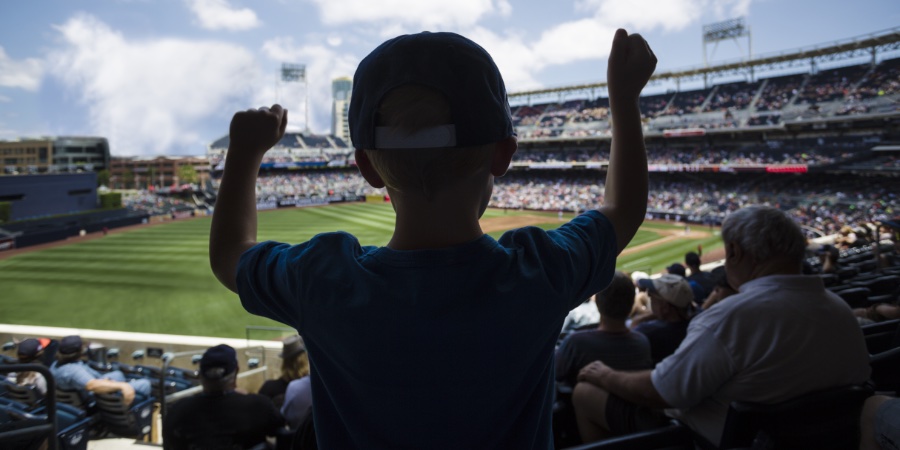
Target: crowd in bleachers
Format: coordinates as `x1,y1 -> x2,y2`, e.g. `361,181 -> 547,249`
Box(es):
124,192 -> 196,216
703,81 -> 760,112
250,171 -> 377,203
205,59 -> 899,168
797,65 -> 872,105
488,172 -> 898,235
512,143 -> 858,166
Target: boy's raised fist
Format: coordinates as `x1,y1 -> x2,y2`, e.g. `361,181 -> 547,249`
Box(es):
607,29 -> 657,103
229,104 -> 288,155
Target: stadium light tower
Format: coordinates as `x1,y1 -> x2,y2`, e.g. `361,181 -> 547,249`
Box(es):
702,17 -> 752,65
279,63 -> 309,132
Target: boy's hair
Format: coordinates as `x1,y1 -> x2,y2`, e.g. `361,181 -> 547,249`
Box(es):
595,271 -> 636,320
365,85 -> 494,198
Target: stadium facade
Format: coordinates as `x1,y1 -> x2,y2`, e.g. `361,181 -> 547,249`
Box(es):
0,136 -> 111,175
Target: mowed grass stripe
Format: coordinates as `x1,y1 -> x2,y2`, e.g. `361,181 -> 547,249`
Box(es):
0,270 -> 205,291
0,203 -> 720,337
324,203 -> 398,226
3,259 -> 207,282
302,207 -> 396,232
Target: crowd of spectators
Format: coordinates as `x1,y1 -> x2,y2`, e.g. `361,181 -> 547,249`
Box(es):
754,73 -> 805,112
511,143 -> 857,166
488,172 -> 898,236
852,58 -> 900,100
661,88 -> 712,116
124,192 -> 196,216
249,171 -> 377,203
703,81 -> 760,112
796,65 -> 871,105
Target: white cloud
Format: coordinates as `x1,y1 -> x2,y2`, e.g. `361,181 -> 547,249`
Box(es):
577,0 -> 752,32
260,37 -> 359,134
0,47 -> 43,91
186,0 -> 261,31
497,0 -> 755,89
532,19 -> 616,67
308,0 -> 511,28
48,14 -> 263,155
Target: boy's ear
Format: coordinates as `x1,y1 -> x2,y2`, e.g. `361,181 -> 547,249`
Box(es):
354,149 -> 386,189
490,136 -> 517,177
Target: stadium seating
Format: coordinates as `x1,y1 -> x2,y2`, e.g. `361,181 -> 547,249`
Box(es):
562,422 -> 694,450
862,319 -> 900,355
93,392 -> 154,440
712,384 -> 873,450
0,364 -> 92,450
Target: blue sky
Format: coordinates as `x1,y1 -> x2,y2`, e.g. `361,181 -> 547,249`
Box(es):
0,0 -> 898,156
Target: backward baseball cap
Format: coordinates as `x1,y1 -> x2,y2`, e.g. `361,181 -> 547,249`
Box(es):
638,274 -> 694,308
349,31 -> 515,150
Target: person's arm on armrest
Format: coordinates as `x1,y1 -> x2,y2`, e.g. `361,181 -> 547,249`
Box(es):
577,361 -> 670,409
85,379 -> 137,406
209,105 -> 288,293
596,29 -> 657,254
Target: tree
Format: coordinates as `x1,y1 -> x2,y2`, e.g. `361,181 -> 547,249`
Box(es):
96,169 -> 110,188
177,164 -> 198,185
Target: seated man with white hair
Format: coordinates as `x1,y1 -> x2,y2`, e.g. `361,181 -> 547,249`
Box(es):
572,205 -> 871,446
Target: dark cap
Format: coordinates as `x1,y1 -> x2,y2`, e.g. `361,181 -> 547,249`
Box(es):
200,344 -> 238,380
666,263 -> 687,277
59,335 -> 83,355
349,31 -> 514,150
279,335 -> 306,359
17,338 -> 43,361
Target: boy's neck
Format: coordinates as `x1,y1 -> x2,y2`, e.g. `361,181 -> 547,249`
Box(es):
387,188 -> 488,251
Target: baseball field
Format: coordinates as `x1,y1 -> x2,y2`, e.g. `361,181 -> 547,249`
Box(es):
0,202 -> 722,338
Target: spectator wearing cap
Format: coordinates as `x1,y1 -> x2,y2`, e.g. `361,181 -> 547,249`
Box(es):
258,335 -> 309,409
50,335 -> 151,406
14,338 -> 49,395
572,206 -> 870,445
631,274 -> 694,364
163,344 -> 284,450
555,271 -> 653,388
667,262 -> 707,305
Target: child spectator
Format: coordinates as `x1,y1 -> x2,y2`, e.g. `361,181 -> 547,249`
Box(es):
210,29 -> 656,448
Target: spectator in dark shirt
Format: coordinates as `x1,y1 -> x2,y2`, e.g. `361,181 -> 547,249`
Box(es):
556,271 -> 653,387
685,251 -> 714,300
632,274 -> 694,364
163,344 -> 284,449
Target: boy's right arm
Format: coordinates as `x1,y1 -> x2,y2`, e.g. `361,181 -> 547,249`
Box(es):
597,29 -> 656,254
210,105 -> 288,293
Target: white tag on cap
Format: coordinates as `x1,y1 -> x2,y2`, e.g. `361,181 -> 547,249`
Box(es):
374,124 -> 457,149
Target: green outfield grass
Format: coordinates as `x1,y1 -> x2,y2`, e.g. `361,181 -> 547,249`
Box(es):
0,203 -> 721,337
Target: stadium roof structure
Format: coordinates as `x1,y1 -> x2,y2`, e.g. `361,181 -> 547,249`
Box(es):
509,27 -> 900,103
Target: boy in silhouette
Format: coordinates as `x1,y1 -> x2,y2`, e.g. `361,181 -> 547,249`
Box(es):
210,29 -> 656,449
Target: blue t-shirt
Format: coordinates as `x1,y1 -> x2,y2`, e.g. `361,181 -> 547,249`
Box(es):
237,210 -> 617,449
634,319 -> 689,364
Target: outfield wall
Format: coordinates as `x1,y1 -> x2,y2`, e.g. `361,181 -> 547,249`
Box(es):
0,173 -> 98,221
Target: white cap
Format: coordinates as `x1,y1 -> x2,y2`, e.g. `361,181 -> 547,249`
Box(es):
638,274 -> 693,308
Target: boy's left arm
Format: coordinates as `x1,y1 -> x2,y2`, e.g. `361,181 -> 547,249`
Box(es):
209,105 -> 288,293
